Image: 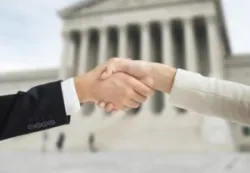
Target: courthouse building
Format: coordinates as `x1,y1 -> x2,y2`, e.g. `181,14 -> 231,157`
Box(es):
1,0 -> 250,152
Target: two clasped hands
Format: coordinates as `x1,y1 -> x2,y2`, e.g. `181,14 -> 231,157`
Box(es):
74,58 -> 177,112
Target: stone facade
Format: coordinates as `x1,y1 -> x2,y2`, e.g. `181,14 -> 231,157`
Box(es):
1,0 -> 250,152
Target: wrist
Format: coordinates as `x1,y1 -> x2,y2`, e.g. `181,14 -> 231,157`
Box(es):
74,74 -> 94,103
152,63 -> 177,93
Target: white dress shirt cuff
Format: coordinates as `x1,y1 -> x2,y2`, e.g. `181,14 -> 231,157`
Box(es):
169,69 -> 204,111
61,78 -> 81,115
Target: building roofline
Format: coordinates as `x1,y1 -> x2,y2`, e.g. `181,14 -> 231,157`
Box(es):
214,0 -> 231,56
58,0 -> 232,56
58,0 -> 215,19
58,0 -> 105,18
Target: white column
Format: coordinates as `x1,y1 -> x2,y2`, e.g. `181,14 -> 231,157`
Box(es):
141,23 -> 151,62
68,35 -> 76,77
118,25 -> 128,58
98,27 -> 108,65
59,32 -> 69,79
161,20 -> 175,110
206,16 -> 224,78
184,18 -> 198,72
77,30 -> 89,75
162,20 -> 174,66
140,23 -> 153,113
59,32 -> 75,79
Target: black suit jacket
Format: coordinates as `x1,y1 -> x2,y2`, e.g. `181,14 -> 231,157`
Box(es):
0,81 -> 71,141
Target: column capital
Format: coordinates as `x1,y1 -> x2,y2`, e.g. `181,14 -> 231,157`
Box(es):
79,29 -> 89,38
98,26 -> 109,33
140,21 -> 150,27
118,24 -> 128,30
139,22 -> 150,32
79,28 -> 89,33
183,17 -> 194,25
160,19 -> 172,26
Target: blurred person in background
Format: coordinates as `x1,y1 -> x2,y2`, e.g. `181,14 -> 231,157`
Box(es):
88,133 -> 97,152
56,132 -> 65,152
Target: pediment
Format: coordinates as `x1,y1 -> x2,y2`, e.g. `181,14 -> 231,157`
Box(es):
59,0 -> 191,18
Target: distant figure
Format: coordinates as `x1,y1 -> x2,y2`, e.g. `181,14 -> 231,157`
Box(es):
88,133 -> 97,152
42,132 -> 48,153
56,132 -> 65,152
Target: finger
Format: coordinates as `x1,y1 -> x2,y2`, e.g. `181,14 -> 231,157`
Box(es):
98,101 -> 107,108
100,66 -> 116,79
120,106 -> 130,111
132,93 -> 147,103
105,103 -> 115,112
124,99 -> 140,108
111,108 -> 118,112
140,77 -> 154,88
128,77 -> 154,97
101,58 -> 131,80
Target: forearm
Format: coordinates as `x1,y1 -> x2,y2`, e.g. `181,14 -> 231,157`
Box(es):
74,74 -> 91,103
151,63 -> 177,93
169,69 -> 250,125
73,73 -> 97,103
0,81 -> 70,140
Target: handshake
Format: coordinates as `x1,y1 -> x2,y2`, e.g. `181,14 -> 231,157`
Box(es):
74,58 -> 177,112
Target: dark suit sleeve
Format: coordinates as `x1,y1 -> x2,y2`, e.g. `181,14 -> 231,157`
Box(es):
0,81 -> 70,141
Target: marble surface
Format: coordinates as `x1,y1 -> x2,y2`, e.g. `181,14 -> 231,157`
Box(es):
0,152 -> 250,173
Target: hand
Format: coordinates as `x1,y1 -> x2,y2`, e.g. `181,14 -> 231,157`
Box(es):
101,58 -> 176,92
101,58 -> 154,87
74,60 -> 154,112
97,58 -> 177,111
97,58 -> 154,111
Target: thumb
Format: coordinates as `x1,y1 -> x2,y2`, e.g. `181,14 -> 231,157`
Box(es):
100,58 -> 130,79
100,66 -> 116,79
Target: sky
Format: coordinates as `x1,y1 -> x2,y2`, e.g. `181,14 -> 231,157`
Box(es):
0,0 -> 250,72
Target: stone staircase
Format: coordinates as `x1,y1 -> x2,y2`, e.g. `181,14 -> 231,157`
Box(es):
0,103 -> 235,152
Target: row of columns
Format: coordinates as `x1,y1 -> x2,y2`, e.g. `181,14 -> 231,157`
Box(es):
60,15 -> 224,114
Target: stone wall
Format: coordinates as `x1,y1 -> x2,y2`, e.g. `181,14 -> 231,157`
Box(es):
224,54 -> 250,151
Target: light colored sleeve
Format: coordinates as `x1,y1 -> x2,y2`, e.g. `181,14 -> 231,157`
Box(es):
169,69 -> 250,125
61,78 -> 81,115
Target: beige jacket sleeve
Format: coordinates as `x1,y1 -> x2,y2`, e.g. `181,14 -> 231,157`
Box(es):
169,69 -> 250,125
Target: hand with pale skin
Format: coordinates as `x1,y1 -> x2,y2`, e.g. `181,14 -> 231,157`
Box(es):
97,58 -> 177,111
74,58 -> 154,112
